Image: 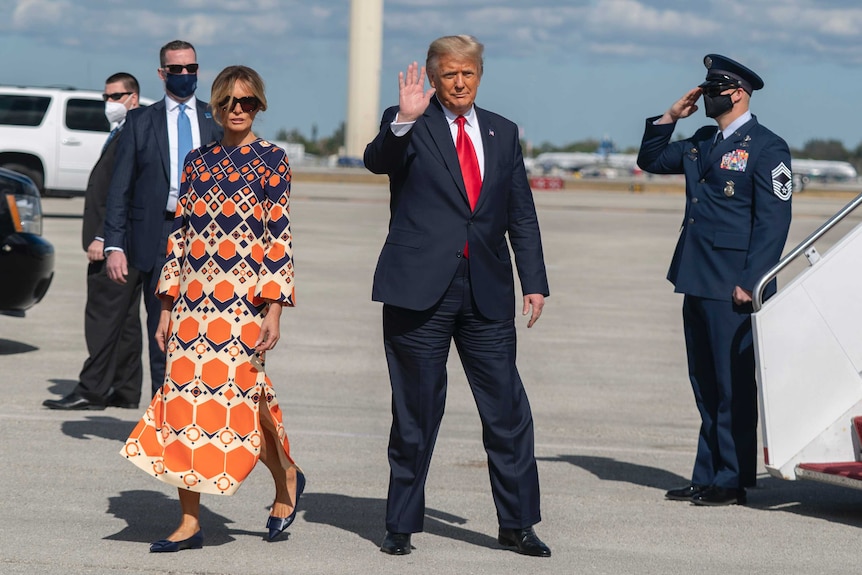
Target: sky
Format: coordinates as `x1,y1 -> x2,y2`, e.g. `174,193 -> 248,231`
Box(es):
2,0 -> 862,153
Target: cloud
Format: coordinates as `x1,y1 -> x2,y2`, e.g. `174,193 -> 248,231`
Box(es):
6,0 -> 862,66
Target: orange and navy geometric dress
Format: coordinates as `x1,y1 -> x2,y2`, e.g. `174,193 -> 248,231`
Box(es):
120,138 -> 296,496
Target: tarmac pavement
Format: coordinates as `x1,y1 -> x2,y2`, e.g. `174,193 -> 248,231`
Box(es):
2,182 -> 862,574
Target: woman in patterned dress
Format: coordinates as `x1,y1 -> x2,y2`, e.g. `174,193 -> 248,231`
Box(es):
120,65 -> 304,551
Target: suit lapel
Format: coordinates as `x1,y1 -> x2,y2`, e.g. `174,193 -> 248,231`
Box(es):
150,99 -> 170,181
424,97 -> 469,203
196,100 -> 215,144
697,128 -> 718,177
474,106 -> 494,214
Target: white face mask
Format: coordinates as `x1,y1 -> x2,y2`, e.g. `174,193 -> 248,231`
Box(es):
104,100 -> 128,124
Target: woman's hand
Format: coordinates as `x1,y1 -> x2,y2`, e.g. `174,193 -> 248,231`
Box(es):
255,303 -> 282,352
155,309 -> 171,353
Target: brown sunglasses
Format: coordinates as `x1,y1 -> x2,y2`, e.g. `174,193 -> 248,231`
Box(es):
218,96 -> 261,113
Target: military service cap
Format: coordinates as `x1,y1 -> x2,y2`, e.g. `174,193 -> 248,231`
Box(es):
699,54 -> 764,95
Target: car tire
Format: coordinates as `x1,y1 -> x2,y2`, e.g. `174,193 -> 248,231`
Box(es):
2,163 -> 44,192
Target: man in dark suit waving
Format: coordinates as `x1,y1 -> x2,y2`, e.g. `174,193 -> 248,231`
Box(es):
365,35 -> 550,558
44,72 -> 143,410
104,40 -> 221,397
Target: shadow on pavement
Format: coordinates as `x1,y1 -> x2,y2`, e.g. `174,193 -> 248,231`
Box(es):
546,453 -> 862,528
748,475 -> 862,528
0,338 -> 38,355
299,493 -> 500,550
540,454 -> 688,490
104,490 -> 257,546
62,415 -> 135,441
45,378 -> 78,395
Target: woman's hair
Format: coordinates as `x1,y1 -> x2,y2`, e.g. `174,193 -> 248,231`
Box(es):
210,65 -> 268,126
426,35 -> 484,78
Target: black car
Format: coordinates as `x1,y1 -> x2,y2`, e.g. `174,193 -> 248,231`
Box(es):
0,167 -> 53,316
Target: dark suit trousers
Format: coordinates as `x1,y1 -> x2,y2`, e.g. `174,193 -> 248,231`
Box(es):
682,295 -> 757,489
76,260 -> 143,404
382,259 -> 541,533
138,218 -> 174,396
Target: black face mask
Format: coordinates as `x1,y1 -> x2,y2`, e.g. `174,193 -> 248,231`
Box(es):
703,92 -> 734,118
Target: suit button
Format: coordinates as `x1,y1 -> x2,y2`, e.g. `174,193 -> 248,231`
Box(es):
688,218 -> 695,224
692,197 -> 699,203
699,179 -> 706,183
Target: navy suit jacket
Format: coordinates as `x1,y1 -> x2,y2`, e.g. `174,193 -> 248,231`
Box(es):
637,115 -> 792,301
364,97 -> 549,320
104,98 -> 221,272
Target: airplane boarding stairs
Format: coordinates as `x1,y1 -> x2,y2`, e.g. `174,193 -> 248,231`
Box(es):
753,192 -> 862,489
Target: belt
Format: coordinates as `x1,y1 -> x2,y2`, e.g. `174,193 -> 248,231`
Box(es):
164,211 -> 175,221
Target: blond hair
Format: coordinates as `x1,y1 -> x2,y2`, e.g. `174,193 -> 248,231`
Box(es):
426,35 -> 484,77
209,65 -> 268,126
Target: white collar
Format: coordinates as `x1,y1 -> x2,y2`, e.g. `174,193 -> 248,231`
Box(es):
165,94 -> 198,112
440,101 -> 477,126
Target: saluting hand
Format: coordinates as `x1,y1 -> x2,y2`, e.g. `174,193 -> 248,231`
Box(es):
659,87 -> 702,124
396,61 -> 435,123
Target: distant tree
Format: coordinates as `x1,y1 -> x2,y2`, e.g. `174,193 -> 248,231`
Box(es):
273,123 -> 345,156
529,138 -> 602,155
797,139 -> 849,161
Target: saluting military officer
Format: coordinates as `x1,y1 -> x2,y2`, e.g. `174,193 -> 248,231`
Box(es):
637,54 -> 792,506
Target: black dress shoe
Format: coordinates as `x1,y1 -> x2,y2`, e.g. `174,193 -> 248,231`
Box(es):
665,484 -> 707,501
43,393 -> 105,411
692,486 -> 746,506
380,531 -> 412,555
106,394 -> 139,409
498,526 -> 551,557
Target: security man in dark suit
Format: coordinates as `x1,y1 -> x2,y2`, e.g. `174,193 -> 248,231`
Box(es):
104,40 -> 221,396
44,72 -> 143,410
637,54 -> 792,506
364,35 -> 551,557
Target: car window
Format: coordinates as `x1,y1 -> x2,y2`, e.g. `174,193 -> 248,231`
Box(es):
66,98 -> 109,132
0,95 -> 51,126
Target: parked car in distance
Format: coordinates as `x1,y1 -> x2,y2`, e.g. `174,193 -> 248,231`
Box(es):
0,167 -> 53,316
0,85 -> 152,197
336,156 -> 365,168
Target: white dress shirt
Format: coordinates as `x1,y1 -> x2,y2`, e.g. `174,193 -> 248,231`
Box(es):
165,94 -> 202,212
391,101 -> 485,180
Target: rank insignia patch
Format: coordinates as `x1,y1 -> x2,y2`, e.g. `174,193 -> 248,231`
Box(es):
772,162 -> 792,200
720,149 -> 749,172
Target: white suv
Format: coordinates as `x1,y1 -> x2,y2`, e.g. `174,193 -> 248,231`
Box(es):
0,86 -> 151,196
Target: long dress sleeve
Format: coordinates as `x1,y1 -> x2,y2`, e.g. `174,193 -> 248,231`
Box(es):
255,147 -> 294,306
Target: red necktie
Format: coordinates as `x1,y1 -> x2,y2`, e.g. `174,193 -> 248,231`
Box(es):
456,116 -> 481,258
455,115 -> 482,210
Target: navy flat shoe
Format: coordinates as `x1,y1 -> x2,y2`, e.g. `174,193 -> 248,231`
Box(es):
149,529 -> 203,553
266,470 -> 306,541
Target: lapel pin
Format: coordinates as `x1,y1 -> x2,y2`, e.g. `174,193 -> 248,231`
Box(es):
488,129 -> 494,137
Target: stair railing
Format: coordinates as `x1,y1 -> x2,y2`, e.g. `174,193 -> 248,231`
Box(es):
754,191 -> 862,311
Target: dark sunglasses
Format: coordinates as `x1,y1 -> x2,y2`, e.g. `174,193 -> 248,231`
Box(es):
218,96 -> 261,113
102,91 -> 132,101
163,63 -> 199,74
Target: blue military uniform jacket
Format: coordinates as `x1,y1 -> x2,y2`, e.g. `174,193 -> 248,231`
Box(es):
637,115 -> 792,301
